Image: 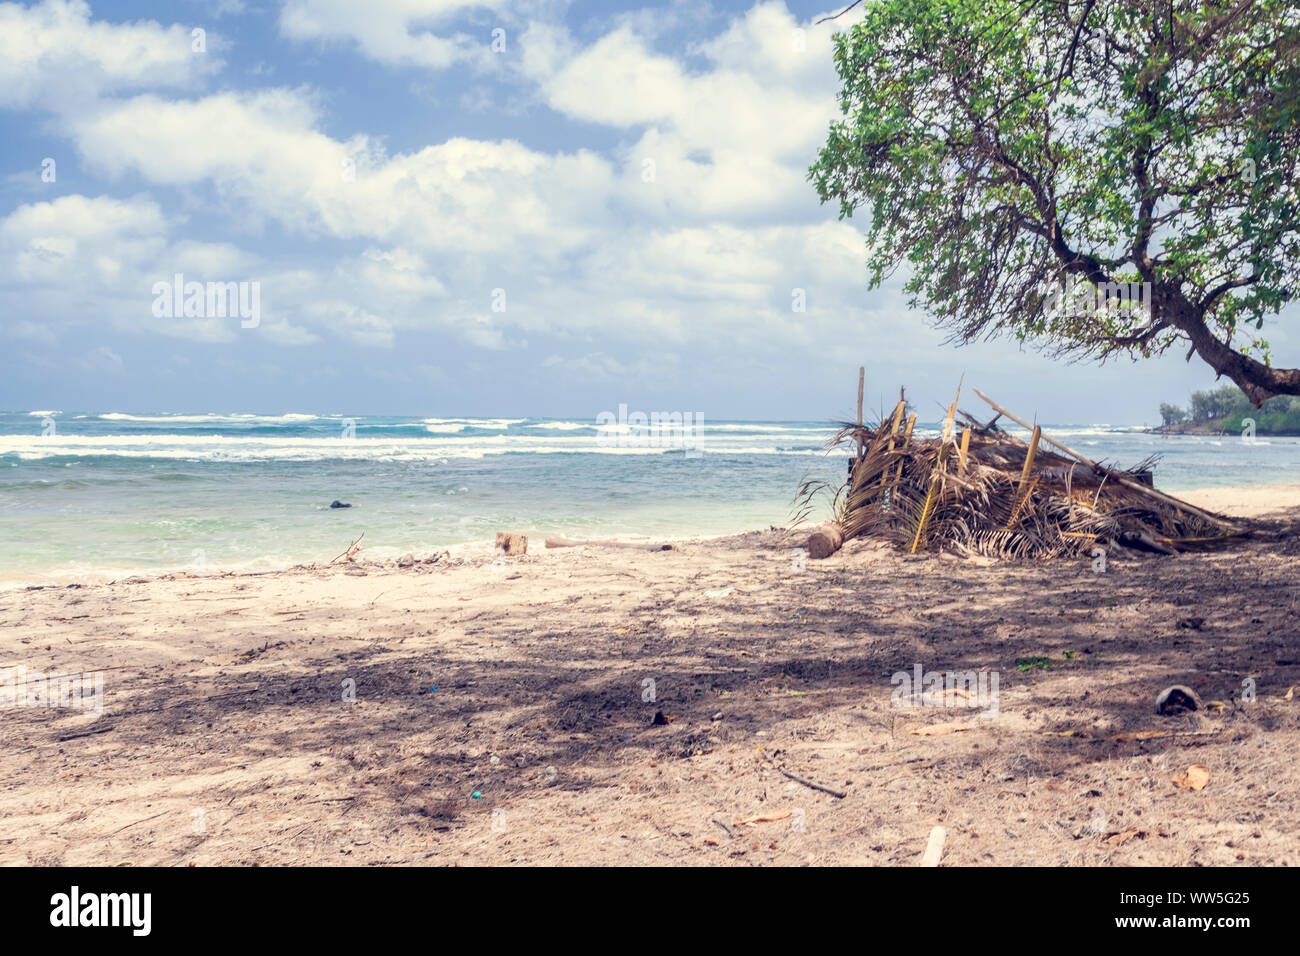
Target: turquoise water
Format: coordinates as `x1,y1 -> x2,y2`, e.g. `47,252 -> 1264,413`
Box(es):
2,411 -> 1297,583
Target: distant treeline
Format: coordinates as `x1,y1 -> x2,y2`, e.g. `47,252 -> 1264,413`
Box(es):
1159,385 -> 1300,434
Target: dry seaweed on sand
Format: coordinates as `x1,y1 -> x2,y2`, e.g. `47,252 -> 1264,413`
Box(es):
794,385 -> 1249,560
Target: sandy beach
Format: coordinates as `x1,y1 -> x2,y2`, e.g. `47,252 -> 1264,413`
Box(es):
2,483 -> 1298,867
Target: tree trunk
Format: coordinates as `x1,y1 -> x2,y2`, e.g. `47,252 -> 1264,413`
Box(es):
1163,286 -> 1300,405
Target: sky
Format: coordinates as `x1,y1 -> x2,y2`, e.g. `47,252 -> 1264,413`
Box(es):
0,0 -> 1292,425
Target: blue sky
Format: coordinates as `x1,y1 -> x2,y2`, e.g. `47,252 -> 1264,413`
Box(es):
0,0 -> 1291,424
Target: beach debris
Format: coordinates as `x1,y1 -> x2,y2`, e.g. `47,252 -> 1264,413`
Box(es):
733,811 -> 793,826
545,535 -> 674,551
919,826 -> 947,867
795,381 -> 1244,560
910,722 -> 974,736
651,710 -> 673,726
1105,826 -> 1147,847
804,521 -> 844,559
329,500 -> 352,509
495,532 -> 528,555
704,587 -> 737,598
1176,616 -> 1206,630
397,553 -> 415,567
1171,764 -> 1211,791
777,766 -> 847,799
1155,685 -> 1202,715
329,532 -> 364,564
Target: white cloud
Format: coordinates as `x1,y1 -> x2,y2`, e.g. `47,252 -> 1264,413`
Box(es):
72,90 -> 615,258
2,2 -> 891,372
0,194 -> 273,345
0,0 -> 219,110
520,5 -> 863,223
278,0 -> 505,70
0,194 -> 167,286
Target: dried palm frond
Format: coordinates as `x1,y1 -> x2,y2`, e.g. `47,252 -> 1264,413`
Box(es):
801,384 -> 1241,561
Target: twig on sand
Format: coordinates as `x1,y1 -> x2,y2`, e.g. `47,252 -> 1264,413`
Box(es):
712,818 -> 736,838
58,724 -> 116,742
247,823 -> 314,854
111,809 -> 172,835
778,766 -> 847,799
330,532 -> 365,564
13,665 -> 131,687
733,810 -> 793,826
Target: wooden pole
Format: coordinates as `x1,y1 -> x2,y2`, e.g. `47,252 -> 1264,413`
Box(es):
889,400 -> 906,437
900,414 -> 916,447
1019,425 -> 1042,488
1006,426 -> 1041,529
856,366 -> 865,460
972,388 -> 1239,529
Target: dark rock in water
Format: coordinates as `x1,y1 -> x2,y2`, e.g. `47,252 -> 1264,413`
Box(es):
330,500 -> 351,509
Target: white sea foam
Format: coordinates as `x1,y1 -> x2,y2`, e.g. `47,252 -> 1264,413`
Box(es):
95,412 -> 319,423
0,430 -> 834,462
423,421 -> 530,431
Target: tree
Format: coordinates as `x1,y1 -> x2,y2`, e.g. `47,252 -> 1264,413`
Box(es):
1159,402 -> 1187,425
811,0 -> 1300,405
1188,383 -> 1244,420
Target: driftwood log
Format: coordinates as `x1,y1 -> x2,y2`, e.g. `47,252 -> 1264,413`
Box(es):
919,826 -> 947,867
803,522 -> 844,559
544,536 -> 673,551
495,532 -> 528,555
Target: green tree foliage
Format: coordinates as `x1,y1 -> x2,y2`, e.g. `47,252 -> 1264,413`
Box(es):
1159,402 -> 1187,425
1165,383 -> 1300,430
811,0 -> 1300,405
1188,384 -> 1246,421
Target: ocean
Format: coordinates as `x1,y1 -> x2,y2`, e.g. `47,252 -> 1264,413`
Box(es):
3,410 -> 1298,584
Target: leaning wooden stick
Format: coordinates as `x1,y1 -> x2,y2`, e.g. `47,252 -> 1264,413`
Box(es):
1006,425 -> 1041,529
972,388 -> 1239,529
778,766 -> 847,799
856,366 -> 865,460
329,532 -> 365,564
